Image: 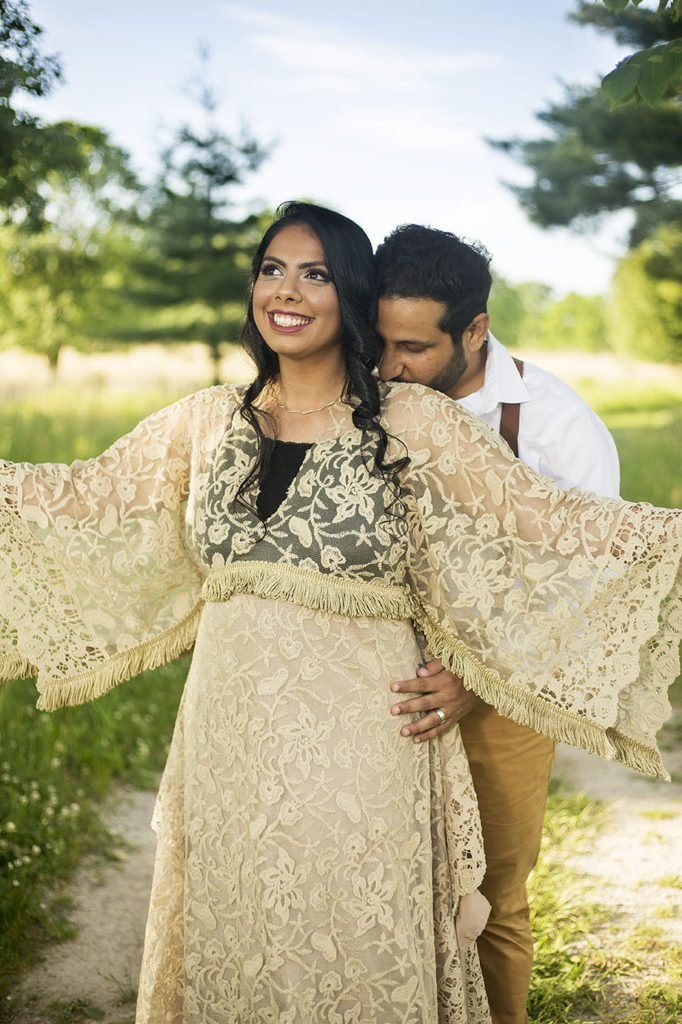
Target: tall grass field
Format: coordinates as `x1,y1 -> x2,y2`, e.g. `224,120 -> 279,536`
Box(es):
0,361 -> 681,1020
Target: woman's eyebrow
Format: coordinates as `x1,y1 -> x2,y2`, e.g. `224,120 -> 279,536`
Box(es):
263,255 -> 328,270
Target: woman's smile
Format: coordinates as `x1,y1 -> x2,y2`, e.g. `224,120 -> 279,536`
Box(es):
267,309 -> 315,333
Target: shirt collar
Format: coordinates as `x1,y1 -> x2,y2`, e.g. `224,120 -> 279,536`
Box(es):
461,332 -> 530,415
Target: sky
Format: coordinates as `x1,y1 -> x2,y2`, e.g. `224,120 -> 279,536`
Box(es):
28,0 -> 632,295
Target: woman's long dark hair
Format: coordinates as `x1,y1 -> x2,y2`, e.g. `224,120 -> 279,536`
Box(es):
236,201 -> 409,517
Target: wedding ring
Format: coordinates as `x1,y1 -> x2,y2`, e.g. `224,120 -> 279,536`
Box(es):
434,708 -> 447,724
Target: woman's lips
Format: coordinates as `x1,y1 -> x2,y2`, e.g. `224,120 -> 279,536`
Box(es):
267,311 -> 314,333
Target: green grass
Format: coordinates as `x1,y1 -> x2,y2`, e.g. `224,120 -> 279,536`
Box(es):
658,874 -> 682,890
528,784 -> 619,1023
1,358 -> 681,1015
528,784 -> 682,1024
569,375 -> 682,508
639,808 -> 678,821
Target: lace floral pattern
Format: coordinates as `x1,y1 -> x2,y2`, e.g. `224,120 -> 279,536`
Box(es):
136,597 -> 489,1023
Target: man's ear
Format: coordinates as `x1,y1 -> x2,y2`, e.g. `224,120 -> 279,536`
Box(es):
462,313 -> 489,353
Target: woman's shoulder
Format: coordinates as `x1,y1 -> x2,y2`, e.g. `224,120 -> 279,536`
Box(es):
186,381 -> 246,411
379,380 -> 466,431
127,383 -> 247,452
159,382 -> 244,428
378,380 -> 514,460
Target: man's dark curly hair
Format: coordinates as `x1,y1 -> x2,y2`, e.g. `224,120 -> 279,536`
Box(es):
374,224 -> 493,347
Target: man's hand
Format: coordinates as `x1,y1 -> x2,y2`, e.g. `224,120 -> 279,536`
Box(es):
390,659 -> 481,742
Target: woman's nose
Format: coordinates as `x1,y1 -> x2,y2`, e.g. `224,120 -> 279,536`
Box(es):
275,275 -> 302,302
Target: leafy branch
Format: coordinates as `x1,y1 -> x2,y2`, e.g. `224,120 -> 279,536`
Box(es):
601,0 -> 682,106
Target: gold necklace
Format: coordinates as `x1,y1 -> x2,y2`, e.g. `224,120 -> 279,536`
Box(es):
274,391 -> 344,415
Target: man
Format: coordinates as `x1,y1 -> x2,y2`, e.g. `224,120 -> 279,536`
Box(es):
374,224 -> 620,1024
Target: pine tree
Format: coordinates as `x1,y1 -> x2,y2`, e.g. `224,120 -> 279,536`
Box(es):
130,50 -> 271,383
491,2 -> 682,246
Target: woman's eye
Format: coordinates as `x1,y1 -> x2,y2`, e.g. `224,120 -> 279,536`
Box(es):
260,263 -> 282,277
306,268 -> 330,282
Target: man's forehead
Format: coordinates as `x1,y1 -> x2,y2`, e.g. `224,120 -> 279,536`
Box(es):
376,296 -> 449,337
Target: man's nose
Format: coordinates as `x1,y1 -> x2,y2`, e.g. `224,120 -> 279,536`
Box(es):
378,348 -> 402,381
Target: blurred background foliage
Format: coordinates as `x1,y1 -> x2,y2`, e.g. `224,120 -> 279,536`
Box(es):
1,0 -> 682,373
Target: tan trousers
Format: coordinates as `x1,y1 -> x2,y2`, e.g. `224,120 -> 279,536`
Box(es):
459,702 -> 556,1024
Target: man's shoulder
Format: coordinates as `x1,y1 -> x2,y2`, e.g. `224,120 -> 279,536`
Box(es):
520,359 -> 596,417
513,358 -> 619,494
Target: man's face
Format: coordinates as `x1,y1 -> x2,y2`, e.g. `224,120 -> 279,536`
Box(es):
376,296 -> 467,395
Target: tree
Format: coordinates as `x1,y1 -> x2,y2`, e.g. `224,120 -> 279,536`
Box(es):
0,104 -> 141,373
487,277 -> 527,348
130,50 -> 271,383
487,278 -> 554,348
607,224 -> 682,360
598,1 -> 682,107
535,292 -> 608,351
491,2 -> 682,247
0,171 -> 140,373
0,0 -> 119,228
1,223 -> 101,371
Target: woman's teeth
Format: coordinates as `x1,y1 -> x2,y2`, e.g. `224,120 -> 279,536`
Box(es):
272,313 -> 312,327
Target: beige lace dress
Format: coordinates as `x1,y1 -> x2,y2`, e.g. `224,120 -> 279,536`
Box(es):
1,382 -> 681,1024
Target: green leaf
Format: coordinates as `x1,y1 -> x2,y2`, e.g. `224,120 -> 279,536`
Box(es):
602,61 -> 641,108
638,52 -> 673,105
603,39 -> 682,108
602,0 -> 632,11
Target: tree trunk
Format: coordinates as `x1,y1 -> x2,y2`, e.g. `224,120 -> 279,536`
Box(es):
46,344 -> 62,380
210,341 -> 221,386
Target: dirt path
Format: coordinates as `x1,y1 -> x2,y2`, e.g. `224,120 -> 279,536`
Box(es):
9,746 -> 682,1023
10,789 -> 157,1024
550,742 -> 682,1001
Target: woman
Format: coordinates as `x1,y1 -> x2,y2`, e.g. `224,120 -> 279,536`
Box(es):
1,202 -> 680,1024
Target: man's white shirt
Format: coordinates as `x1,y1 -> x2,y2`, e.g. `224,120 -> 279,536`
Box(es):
456,333 -> 620,497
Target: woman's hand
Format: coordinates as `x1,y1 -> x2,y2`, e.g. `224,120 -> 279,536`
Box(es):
390,659 -> 481,742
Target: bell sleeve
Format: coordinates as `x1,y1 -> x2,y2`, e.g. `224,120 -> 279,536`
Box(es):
0,385 -> 236,711
388,385 -> 682,780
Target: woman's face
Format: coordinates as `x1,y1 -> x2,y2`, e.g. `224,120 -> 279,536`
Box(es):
252,224 -> 344,362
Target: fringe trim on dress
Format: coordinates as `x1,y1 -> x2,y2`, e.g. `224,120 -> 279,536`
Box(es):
0,652 -> 36,683
416,610 -> 670,781
27,560 -> 669,779
35,603 -> 203,712
202,561 -> 416,622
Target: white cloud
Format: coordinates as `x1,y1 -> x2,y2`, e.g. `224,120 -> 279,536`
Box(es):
219,2 -> 502,95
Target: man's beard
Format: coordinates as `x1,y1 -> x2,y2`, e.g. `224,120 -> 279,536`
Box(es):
425,347 -> 467,395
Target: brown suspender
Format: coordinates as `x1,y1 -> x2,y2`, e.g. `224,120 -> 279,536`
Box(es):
498,358 -> 524,457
